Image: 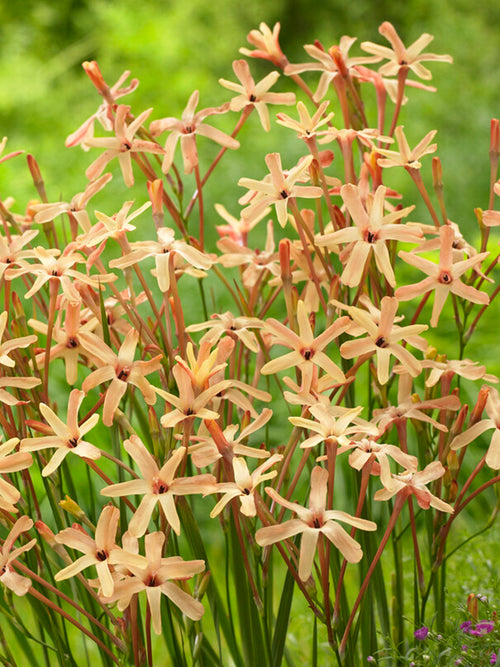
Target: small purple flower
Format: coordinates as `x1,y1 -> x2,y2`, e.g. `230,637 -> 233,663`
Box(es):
461,619 -> 495,636
461,645 -> 468,652
490,653 -> 497,666
414,626 -> 429,640
476,620 -> 495,634
367,657 -> 375,664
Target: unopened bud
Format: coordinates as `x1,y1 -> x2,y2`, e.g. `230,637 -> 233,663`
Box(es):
450,404 -> 469,437
332,204 -> 346,230
59,495 -> 93,529
328,45 -> 348,77
467,593 -> 478,621
279,238 -> 292,282
147,179 -> 164,217
470,386 -> 489,425
35,520 -> 58,547
83,61 -> 109,96
432,156 -> 443,190
490,118 -> 500,160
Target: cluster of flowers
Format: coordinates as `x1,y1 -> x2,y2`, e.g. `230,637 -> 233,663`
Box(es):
0,19 -> 498,663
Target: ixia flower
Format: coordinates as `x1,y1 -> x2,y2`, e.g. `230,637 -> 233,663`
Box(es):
276,100 -> 334,140
0,516 -> 36,596
101,531 -> 205,634
238,153 -> 323,227
29,299 -> 100,386
66,63 -> 139,148
373,371 -> 461,434
0,229 -> 39,280
101,438 -> 217,537
0,438 -> 33,513
110,226 -> 214,293
239,22 -> 288,69
317,183 -> 422,287
376,126 -> 437,170
5,246 -> 116,303
219,59 -> 295,131
80,328 -> 162,427
396,225 -> 489,327
374,461 -> 454,513
189,409 -> 272,468
82,200 -> 152,247
32,173 -> 113,234
290,404 -> 377,451
256,466 -> 377,581
340,438 -> 418,489
85,105 -> 164,187
149,90 -> 239,175
361,22 -> 453,80
210,453 -> 282,518
54,505 -> 144,597
451,385 -> 500,469
186,311 -> 264,354
261,299 -> 350,391
340,296 -> 427,385
156,362 -> 231,429
20,389 -> 101,476
284,37 -> 380,102
217,219 -> 281,288
0,311 -> 37,368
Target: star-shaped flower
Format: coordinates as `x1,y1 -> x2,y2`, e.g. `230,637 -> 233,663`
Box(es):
100,438 -> 217,537
256,466 -> 376,581
85,105 -> 164,187
317,183 -> 422,287
340,296 -> 427,385
261,299 -> 350,391
21,389 -> 101,476
395,225 -> 489,327
80,329 -> 162,427
238,153 -> 323,227
374,461 -> 454,513
361,22 -> 453,80
451,386 -> 500,469
100,531 -> 205,634
149,91 -> 239,174
376,126 -> 437,170
219,59 -> 295,131
0,516 -> 36,596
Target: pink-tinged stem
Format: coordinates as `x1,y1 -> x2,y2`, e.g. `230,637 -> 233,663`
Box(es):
387,68 -> 408,139
130,594 -> 142,667
255,493 -> 323,618
231,499 -> 263,610
333,459 -> 373,625
339,493 -> 406,657
43,279 -> 59,402
407,168 -> 441,228
194,163 -> 205,251
27,585 -> 120,664
168,251 -> 187,358
396,419 -> 425,592
17,561 -> 123,644
318,534 -> 335,647
185,107 -> 253,219
145,602 -> 153,667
